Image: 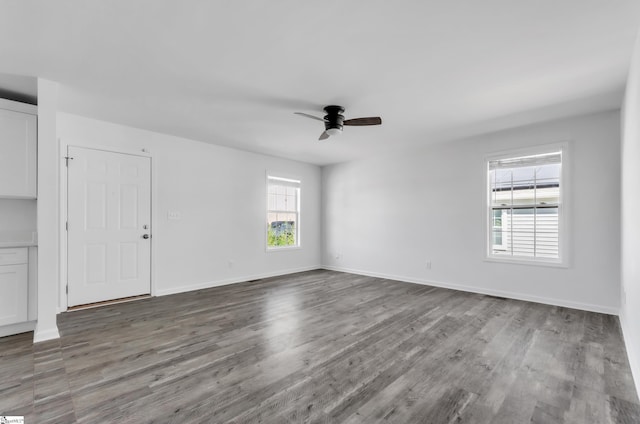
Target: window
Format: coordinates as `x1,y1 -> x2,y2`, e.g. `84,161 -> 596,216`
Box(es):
267,175 -> 300,249
487,148 -> 564,264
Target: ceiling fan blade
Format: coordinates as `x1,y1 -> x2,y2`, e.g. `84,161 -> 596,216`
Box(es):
343,117 -> 382,126
295,112 -> 326,122
319,131 -> 330,141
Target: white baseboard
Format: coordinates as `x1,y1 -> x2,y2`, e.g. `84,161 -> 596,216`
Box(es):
322,265 -> 619,315
0,321 -> 36,338
156,265 -> 322,297
619,311 -> 640,399
33,325 -> 60,343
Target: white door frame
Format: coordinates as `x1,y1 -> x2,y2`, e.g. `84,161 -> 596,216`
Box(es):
60,141 -> 156,312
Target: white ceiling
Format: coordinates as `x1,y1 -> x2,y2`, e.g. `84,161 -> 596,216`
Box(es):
1,1 -> 639,165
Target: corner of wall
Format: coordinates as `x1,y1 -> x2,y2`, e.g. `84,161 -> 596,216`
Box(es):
620,27 -> 640,398
33,325 -> 60,343
619,310 -> 640,396
35,78 -> 61,343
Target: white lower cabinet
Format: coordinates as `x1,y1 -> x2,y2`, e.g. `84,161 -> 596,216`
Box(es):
0,248 -> 28,326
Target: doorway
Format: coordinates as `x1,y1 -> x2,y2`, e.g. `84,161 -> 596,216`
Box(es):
66,146 -> 151,307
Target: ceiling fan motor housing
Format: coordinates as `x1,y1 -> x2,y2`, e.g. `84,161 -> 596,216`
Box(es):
324,105 -> 345,131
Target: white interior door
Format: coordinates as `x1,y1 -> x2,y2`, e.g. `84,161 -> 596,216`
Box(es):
67,146 -> 151,307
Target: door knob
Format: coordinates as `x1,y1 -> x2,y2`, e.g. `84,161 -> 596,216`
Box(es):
142,234 -> 150,239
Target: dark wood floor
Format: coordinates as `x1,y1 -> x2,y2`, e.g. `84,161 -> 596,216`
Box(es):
1,270 -> 639,423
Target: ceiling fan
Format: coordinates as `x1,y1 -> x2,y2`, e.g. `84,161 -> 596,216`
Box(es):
295,105 -> 382,141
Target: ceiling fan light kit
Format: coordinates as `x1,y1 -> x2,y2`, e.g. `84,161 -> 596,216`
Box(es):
295,105 -> 382,141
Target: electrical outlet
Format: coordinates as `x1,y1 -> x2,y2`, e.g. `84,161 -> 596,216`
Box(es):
167,211 -> 181,220
227,260 -> 234,268
426,261 -> 432,270
335,253 -> 341,260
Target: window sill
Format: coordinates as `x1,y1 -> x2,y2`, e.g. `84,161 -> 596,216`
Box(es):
485,256 -> 568,269
266,245 -> 302,253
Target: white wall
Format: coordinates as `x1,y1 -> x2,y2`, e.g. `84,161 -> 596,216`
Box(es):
57,113 -> 321,305
0,199 -> 36,232
323,110 -> 621,313
35,79 -> 60,342
620,30 -> 640,395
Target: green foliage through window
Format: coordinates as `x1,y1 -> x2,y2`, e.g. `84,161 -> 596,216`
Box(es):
267,225 -> 296,247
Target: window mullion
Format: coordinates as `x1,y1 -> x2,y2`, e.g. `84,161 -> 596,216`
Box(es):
533,167 -> 537,258
510,171 -> 514,257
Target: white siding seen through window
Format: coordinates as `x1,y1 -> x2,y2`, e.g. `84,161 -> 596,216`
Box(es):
488,149 -> 563,263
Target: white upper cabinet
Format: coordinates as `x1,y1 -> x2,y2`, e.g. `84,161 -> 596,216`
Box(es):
0,99 -> 37,198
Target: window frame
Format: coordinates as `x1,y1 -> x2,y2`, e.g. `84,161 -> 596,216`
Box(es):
266,173 -> 301,251
484,142 -> 570,268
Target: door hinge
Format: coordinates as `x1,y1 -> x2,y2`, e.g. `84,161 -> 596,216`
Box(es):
64,156 -> 74,166
66,285 -> 68,294
66,221 -> 68,231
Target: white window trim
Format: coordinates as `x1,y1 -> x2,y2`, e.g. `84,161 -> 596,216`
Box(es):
266,172 -> 301,252
484,142 -> 570,268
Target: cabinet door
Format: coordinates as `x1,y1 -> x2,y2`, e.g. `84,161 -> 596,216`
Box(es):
0,264 -> 28,326
0,108 -> 37,198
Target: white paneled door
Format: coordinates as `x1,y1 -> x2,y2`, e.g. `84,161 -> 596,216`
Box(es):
67,147 -> 151,307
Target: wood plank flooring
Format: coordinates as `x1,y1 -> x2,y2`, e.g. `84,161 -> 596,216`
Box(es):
1,270 -> 639,423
